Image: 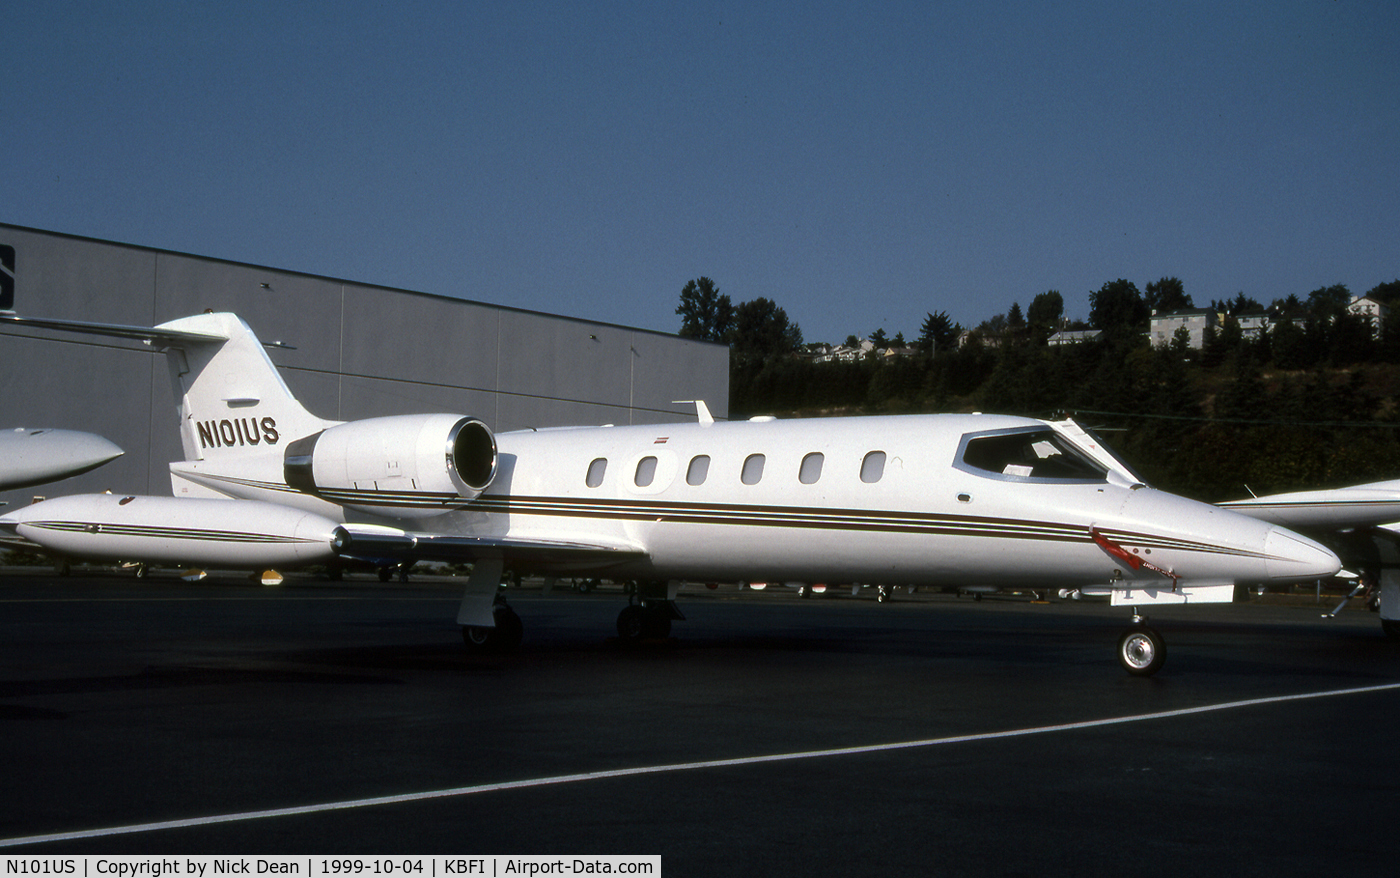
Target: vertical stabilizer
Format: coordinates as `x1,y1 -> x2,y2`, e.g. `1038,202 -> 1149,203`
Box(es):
153,313 -> 337,462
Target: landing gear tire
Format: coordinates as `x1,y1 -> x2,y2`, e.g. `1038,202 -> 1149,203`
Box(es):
617,605 -> 672,641
1118,626 -> 1166,676
617,605 -> 646,640
461,605 -> 524,654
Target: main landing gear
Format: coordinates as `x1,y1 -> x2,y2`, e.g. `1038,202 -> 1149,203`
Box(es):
1117,614 -> 1166,676
615,580 -> 685,643
461,598 -> 523,654
616,601 -> 683,641
458,577 -> 685,654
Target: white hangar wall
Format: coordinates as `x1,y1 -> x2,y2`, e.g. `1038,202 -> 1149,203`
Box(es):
0,223 -> 729,503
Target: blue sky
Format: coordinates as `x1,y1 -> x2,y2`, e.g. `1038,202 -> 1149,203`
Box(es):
6,1 -> 1397,344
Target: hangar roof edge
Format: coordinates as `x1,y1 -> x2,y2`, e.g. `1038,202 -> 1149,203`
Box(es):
0,221 -> 727,349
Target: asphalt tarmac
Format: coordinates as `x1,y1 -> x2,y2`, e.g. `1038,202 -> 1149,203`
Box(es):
2,569 -> 1398,876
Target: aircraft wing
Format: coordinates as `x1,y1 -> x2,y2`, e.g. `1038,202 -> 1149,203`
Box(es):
1218,480 -> 1400,531
332,524 -> 647,572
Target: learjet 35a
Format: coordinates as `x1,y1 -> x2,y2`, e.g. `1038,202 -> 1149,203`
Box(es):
0,311 -> 1341,675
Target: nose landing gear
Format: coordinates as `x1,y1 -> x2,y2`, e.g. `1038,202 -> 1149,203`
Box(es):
1118,614 -> 1166,676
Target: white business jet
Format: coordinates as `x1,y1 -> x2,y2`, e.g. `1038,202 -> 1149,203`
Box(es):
0,312 -> 1340,675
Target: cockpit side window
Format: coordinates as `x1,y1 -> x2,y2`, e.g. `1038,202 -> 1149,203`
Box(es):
957,429 -> 1108,483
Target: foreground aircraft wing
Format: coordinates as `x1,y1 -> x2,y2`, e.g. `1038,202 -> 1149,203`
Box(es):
1219,480 -> 1400,530
332,525 -> 647,571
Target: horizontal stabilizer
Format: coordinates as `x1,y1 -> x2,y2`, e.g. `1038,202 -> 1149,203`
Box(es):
0,313 -> 227,345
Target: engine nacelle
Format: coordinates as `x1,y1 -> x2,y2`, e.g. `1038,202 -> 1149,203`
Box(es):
283,414 -> 497,518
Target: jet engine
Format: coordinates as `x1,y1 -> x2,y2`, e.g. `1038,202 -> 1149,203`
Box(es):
283,414 -> 497,518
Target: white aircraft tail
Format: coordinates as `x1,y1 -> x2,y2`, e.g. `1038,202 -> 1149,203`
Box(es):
154,312 -> 336,462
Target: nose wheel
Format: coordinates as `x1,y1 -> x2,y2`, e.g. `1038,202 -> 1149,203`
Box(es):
1118,621 -> 1166,676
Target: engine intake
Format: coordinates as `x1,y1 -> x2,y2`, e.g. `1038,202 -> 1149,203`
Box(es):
284,414 -> 497,518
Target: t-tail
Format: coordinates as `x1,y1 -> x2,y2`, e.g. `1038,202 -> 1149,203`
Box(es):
153,312 -> 336,463
0,310 -> 335,464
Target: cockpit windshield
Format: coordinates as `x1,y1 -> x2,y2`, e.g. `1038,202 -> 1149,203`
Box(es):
957,428 -> 1109,483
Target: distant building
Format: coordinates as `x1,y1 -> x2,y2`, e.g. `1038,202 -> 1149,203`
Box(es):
880,346 -> 917,360
1348,296 -> 1388,338
813,339 -> 874,363
1235,312 -> 1270,340
958,329 -> 1004,350
1150,309 -> 1217,349
1047,329 -> 1101,346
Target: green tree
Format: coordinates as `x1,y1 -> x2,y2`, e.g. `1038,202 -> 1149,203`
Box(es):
1145,277 -> 1192,313
1007,303 -> 1025,329
1089,279 -> 1149,346
1271,294 -> 1308,321
1269,316 -> 1309,369
1365,279 -> 1400,307
1307,284 -> 1351,323
1027,290 -> 1063,329
1328,310 -> 1374,365
1171,325 -> 1192,356
1229,292 -> 1263,315
918,311 -> 959,356
732,297 -> 802,362
676,277 -> 734,342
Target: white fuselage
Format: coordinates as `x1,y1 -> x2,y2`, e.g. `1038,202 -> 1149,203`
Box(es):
469,414 -> 1330,588
163,412 -> 1337,590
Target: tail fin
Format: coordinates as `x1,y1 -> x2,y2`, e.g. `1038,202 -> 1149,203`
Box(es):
153,313 -> 336,462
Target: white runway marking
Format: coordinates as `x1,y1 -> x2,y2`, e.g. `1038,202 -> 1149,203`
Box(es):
4,680 -> 1398,848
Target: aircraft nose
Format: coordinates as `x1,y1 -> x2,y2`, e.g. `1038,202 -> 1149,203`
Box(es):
1264,526 -> 1340,581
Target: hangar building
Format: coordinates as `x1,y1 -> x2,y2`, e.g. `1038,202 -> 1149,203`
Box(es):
0,223 -> 729,506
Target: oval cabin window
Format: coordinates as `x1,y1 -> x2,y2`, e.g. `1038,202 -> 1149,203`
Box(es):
687,455 -> 710,486
741,453 -> 766,485
635,456 -> 658,488
586,458 -> 608,488
860,451 -> 886,484
799,452 -> 824,484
